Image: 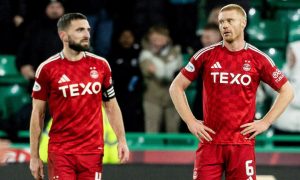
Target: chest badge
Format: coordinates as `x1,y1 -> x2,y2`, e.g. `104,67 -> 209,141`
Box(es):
90,67 -> 99,79
243,60 -> 251,72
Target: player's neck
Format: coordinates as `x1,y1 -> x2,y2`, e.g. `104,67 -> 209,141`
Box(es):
62,48 -> 84,61
224,38 -> 245,52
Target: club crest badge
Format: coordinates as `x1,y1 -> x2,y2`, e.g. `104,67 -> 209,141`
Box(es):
90,67 -> 99,79
243,60 -> 251,71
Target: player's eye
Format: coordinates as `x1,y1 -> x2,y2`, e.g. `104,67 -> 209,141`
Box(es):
228,19 -> 234,24
76,28 -> 84,32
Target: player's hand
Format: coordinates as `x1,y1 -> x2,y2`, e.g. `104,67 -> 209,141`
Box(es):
117,141 -> 129,163
29,157 -> 44,180
240,119 -> 271,139
187,120 -> 215,142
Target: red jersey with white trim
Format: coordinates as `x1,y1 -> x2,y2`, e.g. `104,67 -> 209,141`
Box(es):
181,42 -> 287,145
32,52 -> 115,154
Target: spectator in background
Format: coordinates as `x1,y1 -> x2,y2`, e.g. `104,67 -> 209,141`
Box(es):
272,41 -> 300,146
0,0 -> 26,54
16,0 -> 64,87
64,0 -> 119,57
139,25 -> 182,133
132,0 -> 169,42
168,0 -> 198,54
193,23 -> 222,120
109,28 -> 144,132
14,0 -> 64,136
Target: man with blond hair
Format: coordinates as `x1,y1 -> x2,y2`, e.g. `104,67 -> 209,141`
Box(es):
170,4 -> 294,180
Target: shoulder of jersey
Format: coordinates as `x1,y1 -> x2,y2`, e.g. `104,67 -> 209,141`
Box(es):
35,53 -> 61,78
85,52 -> 111,69
247,43 -> 275,67
192,41 -> 222,60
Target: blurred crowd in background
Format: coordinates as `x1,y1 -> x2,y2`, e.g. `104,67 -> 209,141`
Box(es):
0,0 -> 299,144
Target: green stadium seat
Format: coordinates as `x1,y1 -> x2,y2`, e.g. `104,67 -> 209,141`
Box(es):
6,93 -> 31,117
275,9 -> 300,23
0,55 -> 19,76
0,55 -> 28,85
268,0 -> 300,9
0,84 -> 30,120
248,7 -> 262,28
0,76 -> 28,85
247,20 -> 287,48
250,0 -> 264,8
262,48 -> 286,69
288,22 -> 300,42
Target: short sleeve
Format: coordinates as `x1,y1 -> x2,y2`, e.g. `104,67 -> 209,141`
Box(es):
259,54 -> 288,91
102,62 -> 115,101
32,66 -> 50,101
180,49 -> 206,82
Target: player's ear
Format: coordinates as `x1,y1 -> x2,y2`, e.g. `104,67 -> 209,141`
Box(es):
241,18 -> 247,29
58,30 -> 67,42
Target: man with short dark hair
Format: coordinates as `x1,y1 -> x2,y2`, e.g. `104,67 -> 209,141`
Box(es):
29,13 -> 129,180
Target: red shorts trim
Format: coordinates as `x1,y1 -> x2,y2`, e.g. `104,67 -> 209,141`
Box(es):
48,152 -> 103,180
193,144 -> 256,180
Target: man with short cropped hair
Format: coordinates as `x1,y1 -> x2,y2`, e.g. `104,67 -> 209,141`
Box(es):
29,13 -> 129,180
170,4 -> 294,180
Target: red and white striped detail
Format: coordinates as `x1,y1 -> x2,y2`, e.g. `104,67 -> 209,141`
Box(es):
248,45 -> 275,67
86,52 -> 111,71
193,42 -> 222,60
35,53 -> 60,78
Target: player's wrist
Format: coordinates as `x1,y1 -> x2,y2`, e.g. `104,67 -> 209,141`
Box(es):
262,118 -> 272,126
118,137 -> 127,144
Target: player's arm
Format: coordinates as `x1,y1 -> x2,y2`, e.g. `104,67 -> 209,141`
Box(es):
103,98 -> 129,163
29,98 -> 46,180
169,73 -> 215,141
241,81 -> 294,139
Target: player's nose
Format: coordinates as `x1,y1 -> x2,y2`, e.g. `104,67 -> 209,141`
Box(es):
83,29 -> 90,38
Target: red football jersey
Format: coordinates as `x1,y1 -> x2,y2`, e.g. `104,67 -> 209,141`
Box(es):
32,52 -> 115,154
181,42 -> 287,145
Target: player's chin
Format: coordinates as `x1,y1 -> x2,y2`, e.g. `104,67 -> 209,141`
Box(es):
81,44 -> 90,50
224,37 -> 234,43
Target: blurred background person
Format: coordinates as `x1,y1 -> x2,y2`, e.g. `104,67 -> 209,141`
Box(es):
16,0 -> 64,88
192,23 -> 222,121
139,25 -> 182,133
13,0 -> 64,138
109,28 -> 144,132
168,0 -> 198,54
0,0 -> 26,54
64,0 -> 121,58
132,0 -> 169,43
272,41 -> 300,146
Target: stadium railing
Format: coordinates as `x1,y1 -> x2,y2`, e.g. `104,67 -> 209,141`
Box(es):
126,133 -> 300,153
0,131 -> 299,153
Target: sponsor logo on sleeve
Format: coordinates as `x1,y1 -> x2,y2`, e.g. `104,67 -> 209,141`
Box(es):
272,69 -> 284,82
33,81 -> 41,91
185,62 -> 195,72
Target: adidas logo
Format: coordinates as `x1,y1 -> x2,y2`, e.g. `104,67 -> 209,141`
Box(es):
58,74 -> 70,83
211,62 -> 222,69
